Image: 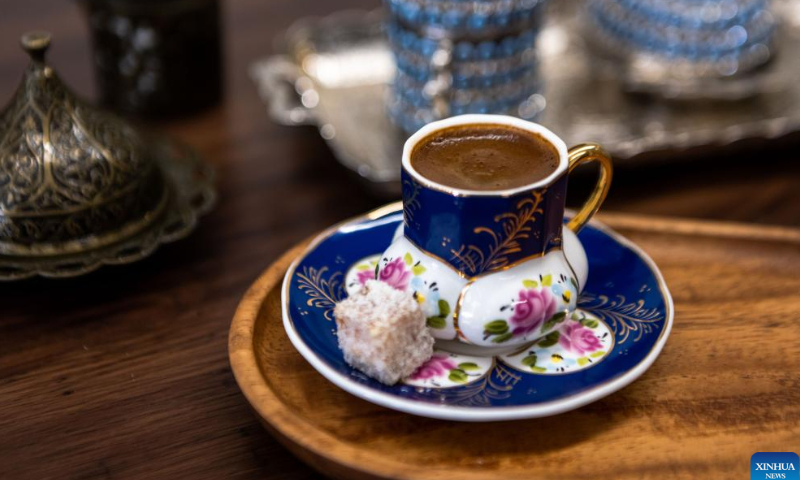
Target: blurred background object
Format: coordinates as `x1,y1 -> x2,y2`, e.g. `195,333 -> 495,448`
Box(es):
588,0 -> 777,98
384,0 -> 547,133
251,0 -> 800,196
81,0 -> 223,117
1,31 -> 166,254
0,31 -> 214,279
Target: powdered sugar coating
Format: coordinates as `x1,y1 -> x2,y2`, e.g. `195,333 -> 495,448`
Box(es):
334,280 -> 434,385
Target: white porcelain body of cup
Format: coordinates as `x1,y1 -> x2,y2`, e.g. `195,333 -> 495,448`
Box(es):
378,114 -> 611,356
379,224 -> 589,356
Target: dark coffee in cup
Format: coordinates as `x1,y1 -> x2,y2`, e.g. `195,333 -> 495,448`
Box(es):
410,124 -> 559,191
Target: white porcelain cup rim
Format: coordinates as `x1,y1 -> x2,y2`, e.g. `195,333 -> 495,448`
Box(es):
401,114 -> 570,197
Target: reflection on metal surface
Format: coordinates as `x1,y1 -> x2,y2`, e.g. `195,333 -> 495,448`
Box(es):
0,137 -> 215,280
252,1 -> 800,196
0,32 -> 168,256
0,33 -> 216,280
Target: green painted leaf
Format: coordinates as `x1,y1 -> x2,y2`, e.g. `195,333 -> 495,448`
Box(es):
577,357 -> 590,366
492,332 -> 514,343
580,318 -> 599,329
458,362 -> 480,371
537,331 -> 560,348
522,279 -> 538,289
542,311 -> 567,332
521,355 -> 537,366
427,316 -> 446,329
412,265 -> 427,275
356,264 -> 371,271
484,320 -> 509,334
438,299 -> 450,318
448,369 -> 468,383
532,366 -> 547,373
590,350 -> 606,358
571,311 -> 583,321
542,274 -> 553,287
403,253 -> 413,265
374,263 -> 380,277
570,277 -> 578,289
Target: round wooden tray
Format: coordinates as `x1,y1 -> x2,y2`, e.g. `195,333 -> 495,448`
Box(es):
230,205 -> 800,480
229,236 -> 672,480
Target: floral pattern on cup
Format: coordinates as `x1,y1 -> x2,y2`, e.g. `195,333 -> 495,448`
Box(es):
356,269 -> 375,286
345,243 -> 463,341
482,273 -> 578,344
346,254 -> 420,292
510,287 -> 557,336
500,311 -> 614,375
379,257 -> 412,290
403,351 -> 493,388
344,255 -> 381,295
378,252 -> 453,330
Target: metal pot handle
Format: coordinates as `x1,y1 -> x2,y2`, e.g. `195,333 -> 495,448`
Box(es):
249,56 -> 318,126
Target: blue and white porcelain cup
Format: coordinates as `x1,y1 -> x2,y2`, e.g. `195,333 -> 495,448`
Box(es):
377,114 -> 612,355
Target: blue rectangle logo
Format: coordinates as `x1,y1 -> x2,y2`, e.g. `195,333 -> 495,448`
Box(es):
752,452 -> 799,480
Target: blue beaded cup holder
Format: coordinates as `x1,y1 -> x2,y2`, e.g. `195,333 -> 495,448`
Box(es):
588,0 -> 777,98
251,1 -> 800,194
385,0 -> 549,132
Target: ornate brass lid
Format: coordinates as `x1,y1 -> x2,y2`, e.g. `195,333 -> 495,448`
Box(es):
0,32 -> 168,256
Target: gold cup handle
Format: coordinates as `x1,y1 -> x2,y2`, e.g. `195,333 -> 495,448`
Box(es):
566,143 -> 613,233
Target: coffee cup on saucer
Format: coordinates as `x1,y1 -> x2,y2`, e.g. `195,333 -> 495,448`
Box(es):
375,114 -> 613,355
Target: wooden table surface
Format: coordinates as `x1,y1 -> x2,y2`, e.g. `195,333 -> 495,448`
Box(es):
0,1 -> 798,479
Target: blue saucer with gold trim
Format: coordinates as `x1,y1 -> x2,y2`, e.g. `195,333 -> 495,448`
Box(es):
281,203 -> 673,421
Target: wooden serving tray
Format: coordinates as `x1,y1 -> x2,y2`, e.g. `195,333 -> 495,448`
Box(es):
229,213 -> 800,480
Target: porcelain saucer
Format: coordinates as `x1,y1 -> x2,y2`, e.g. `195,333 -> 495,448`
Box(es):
282,203 -> 673,421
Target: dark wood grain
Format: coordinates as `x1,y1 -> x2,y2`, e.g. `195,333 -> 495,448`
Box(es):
229,216 -> 800,480
0,0 -> 799,479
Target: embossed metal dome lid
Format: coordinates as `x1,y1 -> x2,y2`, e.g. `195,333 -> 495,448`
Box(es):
0,32 -> 167,256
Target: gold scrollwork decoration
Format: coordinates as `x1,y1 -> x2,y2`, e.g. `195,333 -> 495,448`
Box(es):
0,32 -> 167,254
296,266 -> 345,321
402,179 -> 421,226
578,293 -> 663,344
450,191 -> 545,276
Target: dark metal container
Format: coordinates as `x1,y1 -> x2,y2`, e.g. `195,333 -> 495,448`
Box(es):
82,0 -> 223,117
